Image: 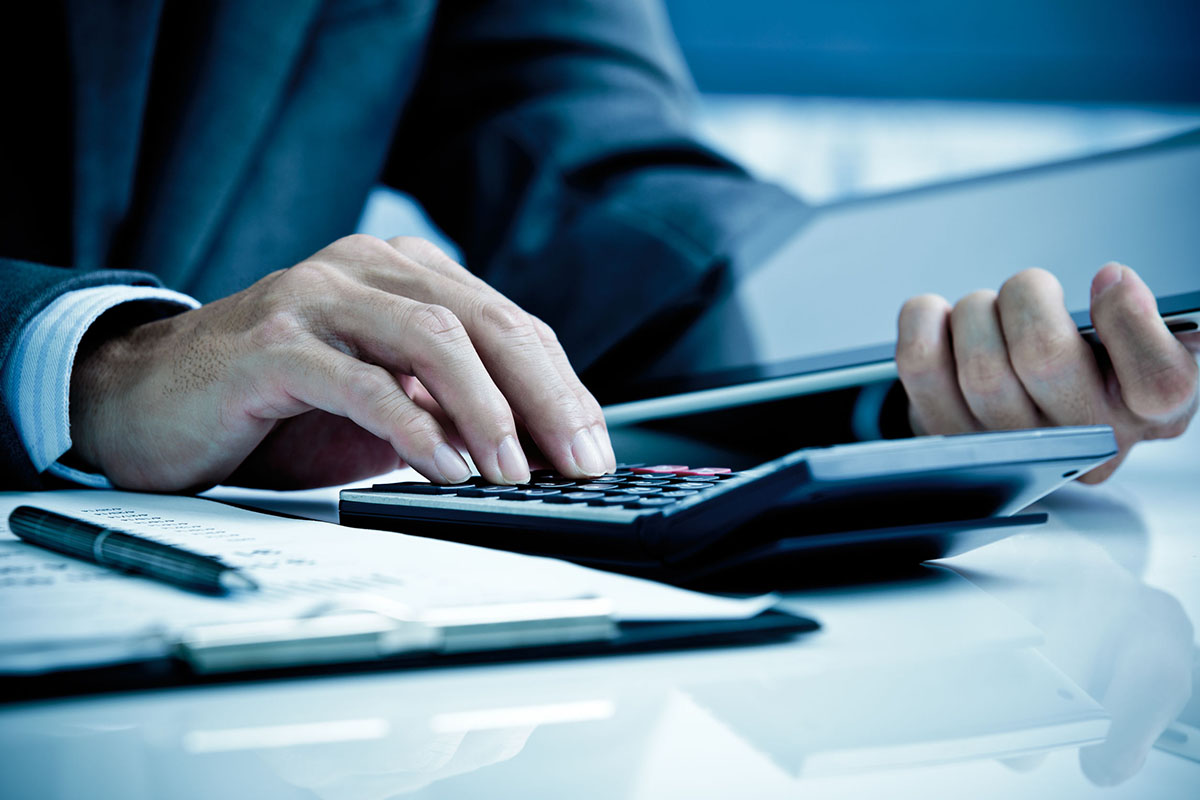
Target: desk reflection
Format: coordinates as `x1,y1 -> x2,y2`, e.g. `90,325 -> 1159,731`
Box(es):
947,485 -> 1194,786
0,484 -> 1193,799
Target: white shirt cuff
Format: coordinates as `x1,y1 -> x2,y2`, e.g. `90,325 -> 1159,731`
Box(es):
1,285 -> 200,486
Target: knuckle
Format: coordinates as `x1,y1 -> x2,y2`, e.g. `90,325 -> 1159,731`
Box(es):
334,233 -> 390,255
1011,327 -> 1079,382
952,289 -> 998,321
579,390 -> 605,420
409,303 -> 467,342
999,267 -> 1062,307
896,337 -> 944,382
900,293 -> 949,323
250,309 -> 308,350
326,234 -> 401,270
1131,363 -> 1199,418
258,267 -> 288,285
529,315 -> 560,343
1094,275 -> 1161,331
896,295 -> 950,381
479,301 -> 536,340
389,398 -> 436,435
545,387 -> 582,415
385,235 -> 422,251
282,259 -> 344,291
387,235 -> 449,263
957,353 -> 1010,398
355,374 -> 433,438
352,366 -> 399,406
568,387 -> 604,426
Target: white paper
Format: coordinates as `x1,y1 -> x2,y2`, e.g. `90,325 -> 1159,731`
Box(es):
0,491 -> 775,673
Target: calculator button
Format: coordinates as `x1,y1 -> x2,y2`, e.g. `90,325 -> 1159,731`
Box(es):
621,487 -> 662,496
629,497 -> 678,508
675,467 -> 733,476
626,480 -> 670,488
659,490 -> 699,498
609,470 -> 638,478
372,482 -> 461,494
631,465 -> 689,474
500,489 -> 563,501
670,482 -> 714,491
587,494 -> 639,506
457,485 -> 519,497
542,491 -> 606,504
527,481 -> 576,489
577,483 -> 622,492
628,474 -> 673,482
668,474 -> 719,483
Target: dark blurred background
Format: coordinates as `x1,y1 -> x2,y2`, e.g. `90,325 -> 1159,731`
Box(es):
663,0 -> 1200,102
363,0 -> 1200,242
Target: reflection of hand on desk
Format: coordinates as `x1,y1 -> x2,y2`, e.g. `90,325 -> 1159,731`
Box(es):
947,481 -> 1194,786
258,721 -> 536,800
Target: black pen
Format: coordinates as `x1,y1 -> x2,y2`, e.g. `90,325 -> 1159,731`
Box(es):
7,506 -> 258,595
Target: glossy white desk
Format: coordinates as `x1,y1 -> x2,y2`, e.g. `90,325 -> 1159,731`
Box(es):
1,416 -> 1197,800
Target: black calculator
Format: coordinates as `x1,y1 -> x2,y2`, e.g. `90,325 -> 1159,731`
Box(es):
339,426 -> 1118,573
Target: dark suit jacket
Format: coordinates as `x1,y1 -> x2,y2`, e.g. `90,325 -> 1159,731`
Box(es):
0,0 -> 809,488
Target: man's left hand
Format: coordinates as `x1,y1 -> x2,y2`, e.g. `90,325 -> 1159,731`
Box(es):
896,263 -> 1199,482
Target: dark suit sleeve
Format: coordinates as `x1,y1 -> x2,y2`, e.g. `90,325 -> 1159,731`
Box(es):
0,259 -> 164,488
385,0 -> 812,380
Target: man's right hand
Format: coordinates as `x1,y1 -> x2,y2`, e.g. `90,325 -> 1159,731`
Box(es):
69,235 -> 616,491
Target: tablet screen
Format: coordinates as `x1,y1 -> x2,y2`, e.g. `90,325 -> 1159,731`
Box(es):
601,129 -> 1200,425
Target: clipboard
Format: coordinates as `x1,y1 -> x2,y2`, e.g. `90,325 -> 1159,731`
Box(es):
0,491 -> 820,703
0,595 -> 817,703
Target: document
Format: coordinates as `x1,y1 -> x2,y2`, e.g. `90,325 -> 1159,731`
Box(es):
0,491 -> 775,674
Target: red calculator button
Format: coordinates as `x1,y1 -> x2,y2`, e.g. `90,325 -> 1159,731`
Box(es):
632,465 -> 689,474
675,467 -> 732,476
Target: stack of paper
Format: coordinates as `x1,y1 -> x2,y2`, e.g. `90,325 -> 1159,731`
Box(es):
0,491 -> 774,674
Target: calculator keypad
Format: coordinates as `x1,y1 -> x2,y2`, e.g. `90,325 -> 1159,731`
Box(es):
371,464 -> 739,511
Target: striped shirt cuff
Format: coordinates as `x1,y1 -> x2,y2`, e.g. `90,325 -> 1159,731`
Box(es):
1,285 -> 200,486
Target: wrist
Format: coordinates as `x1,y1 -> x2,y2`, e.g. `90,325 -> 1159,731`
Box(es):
68,306 -> 175,482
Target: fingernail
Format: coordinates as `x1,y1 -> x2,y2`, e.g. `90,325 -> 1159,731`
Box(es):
592,423 -> 616,472
571,428 -> 606,476
1091,262 -> 1125,299
496,435 -> 530,484
434,443 -> 472,484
